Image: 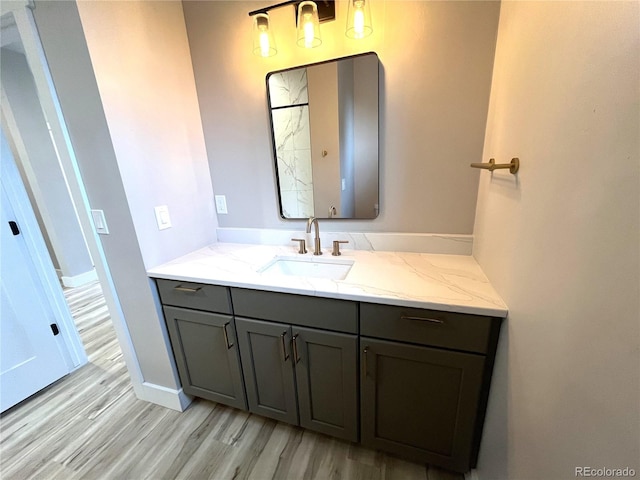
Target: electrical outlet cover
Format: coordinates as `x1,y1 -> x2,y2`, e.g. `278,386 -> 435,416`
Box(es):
215,195 -> 228,214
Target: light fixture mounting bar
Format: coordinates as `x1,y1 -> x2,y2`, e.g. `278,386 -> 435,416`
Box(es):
248,0 -> 298,17
248,0 -> 335,23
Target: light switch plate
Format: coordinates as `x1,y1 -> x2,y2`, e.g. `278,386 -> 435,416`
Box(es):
90,209 -> 109,235
154,205 -> 172,230
215,195 -> 228,214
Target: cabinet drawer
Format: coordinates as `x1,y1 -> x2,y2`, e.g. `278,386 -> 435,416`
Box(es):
360,303 -> 496,354
230,288 -> 357,334
156,279 -> 231,313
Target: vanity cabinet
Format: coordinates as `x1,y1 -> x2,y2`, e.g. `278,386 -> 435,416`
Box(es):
158,280 -> 247,410
153,278 -> 502,474
232,288 -> 359,442
360,303 -> 501,473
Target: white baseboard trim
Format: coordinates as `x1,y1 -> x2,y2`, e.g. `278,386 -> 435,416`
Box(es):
136,381 -> 193,412
465,469 -> 480,480
61,268 -> 98,288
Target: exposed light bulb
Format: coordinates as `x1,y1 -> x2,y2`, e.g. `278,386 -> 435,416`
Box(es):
353,8 -> 365,38
346,0 -> 372,39
297,1 -> 321,48
259,29 -> 270,57
303,15 -> 315,47
253,13 -> 276,57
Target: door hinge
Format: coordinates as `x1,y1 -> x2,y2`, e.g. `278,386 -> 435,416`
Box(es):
50,324 -> 60,336
9,221 -> 20,236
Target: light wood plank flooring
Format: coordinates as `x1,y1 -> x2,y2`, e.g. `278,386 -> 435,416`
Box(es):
0,282 -> 463,480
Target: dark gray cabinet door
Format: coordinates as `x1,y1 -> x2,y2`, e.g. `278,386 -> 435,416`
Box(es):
235,317 -> 298,424
292,327 -> 358,442
163,306 -> 246,410
360,337 -> 485,473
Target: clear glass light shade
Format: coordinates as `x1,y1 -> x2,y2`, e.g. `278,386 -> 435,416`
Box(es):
346,0 -> 373,39
297,1 -> 322,48
253,13 -> 277,57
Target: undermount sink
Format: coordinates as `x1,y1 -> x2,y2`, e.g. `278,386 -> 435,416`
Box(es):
258,256 -> 354,280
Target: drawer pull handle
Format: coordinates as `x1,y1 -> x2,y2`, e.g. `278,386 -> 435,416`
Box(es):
222,322 -> 233,349
401,315 -> 444,324
174,286 -> 202,294
363,347 -> 369,377
280,331 -> 289,362
292,334 -> 300,363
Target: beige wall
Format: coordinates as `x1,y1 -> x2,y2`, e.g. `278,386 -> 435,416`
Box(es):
183,0 -> 500,233
73,0 -> 217,388
77,0 -> 217,270
473,2 -> 640,478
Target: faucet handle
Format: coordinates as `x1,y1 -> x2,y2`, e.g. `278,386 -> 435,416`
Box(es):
291,238 -> 307,254
332,240 -> 349,256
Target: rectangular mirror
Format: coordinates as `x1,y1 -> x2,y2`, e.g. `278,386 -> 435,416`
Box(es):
267,52 -> 379,219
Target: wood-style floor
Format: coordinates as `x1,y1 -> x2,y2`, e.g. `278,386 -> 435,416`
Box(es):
0,282 -> 463,480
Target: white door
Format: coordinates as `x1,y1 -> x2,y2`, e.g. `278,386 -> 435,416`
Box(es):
0,157 -> 70,413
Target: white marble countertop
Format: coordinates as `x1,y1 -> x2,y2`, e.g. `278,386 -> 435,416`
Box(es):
147,243 -> 508,317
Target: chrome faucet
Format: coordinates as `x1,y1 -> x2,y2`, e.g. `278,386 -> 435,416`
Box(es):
306,217 -> 322,255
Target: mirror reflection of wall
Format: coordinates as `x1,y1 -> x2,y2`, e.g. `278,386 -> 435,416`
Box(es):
267,52 -> 379,220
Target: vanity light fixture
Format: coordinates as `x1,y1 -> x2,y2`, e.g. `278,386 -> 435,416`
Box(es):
297,1 -> 322,48
249,1 -> 336,56
346,0 -> 373,39
253,13 -> 277,57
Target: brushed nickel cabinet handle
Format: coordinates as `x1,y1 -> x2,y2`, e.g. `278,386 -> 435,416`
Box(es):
363,346 -> 369,378
292,334 -> 300,363
222,322 -> 233,349
280,331 -> 289,362
401,315 -> 444,324
174,286 -> 202,293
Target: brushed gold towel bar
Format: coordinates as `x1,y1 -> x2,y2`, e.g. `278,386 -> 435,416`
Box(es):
470,157 -> 520,174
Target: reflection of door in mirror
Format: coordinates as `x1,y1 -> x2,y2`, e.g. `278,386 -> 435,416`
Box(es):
267,52 -> 379,220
